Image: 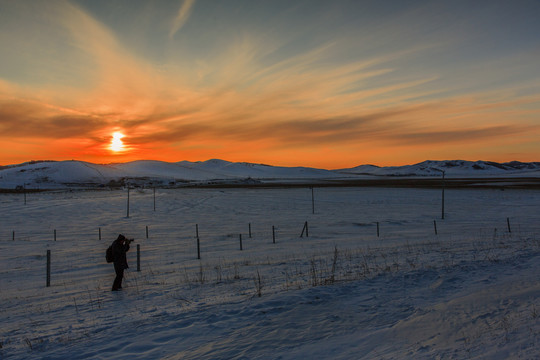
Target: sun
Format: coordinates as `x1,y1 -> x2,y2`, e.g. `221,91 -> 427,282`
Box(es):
110,132 -> 125,152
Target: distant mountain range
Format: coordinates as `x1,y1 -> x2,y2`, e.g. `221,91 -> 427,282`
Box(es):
1,159 -> 539,190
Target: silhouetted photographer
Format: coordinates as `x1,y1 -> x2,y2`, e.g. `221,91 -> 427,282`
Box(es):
110,234 -> 134,291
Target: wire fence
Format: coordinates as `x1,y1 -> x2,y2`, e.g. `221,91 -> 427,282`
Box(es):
1,187 -> 539,293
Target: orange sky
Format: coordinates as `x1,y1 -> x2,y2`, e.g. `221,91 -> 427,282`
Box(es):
1,0 -> 539,169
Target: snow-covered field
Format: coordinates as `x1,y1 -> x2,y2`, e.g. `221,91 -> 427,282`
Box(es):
1,186 -> 539,359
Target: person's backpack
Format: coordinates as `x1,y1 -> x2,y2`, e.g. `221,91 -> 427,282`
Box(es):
106,244 -> 114,263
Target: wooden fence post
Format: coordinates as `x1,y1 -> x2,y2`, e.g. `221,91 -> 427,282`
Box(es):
239,234 -> 243,251
376,222 -> 380,237
507,217 -> 512,233
311,187 -> 315,214
300,221 -> 309,237
146,226 -> 149,239
249,223 -> 252,238
99,227 -> 102,241
46,250 -> 51,287
137,244 -> 141,272
434,220 -> 438,235
272,226 -> 276,244
54,229 -> 57,241
195,224 -> 201,259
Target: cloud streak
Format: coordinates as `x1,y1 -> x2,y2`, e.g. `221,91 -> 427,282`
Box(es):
169,0 -> 196,38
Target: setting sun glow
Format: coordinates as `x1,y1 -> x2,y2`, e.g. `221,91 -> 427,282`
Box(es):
110,132 -> 125,153
1,1 -> 539,168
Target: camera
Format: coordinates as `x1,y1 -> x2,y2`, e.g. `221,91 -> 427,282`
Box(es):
125,238 -> 135,244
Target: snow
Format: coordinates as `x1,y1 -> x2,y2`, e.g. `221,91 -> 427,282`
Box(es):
112,160 -> 228,181
1,186 -> 540,359
2,159 -> 539,190
0,161 -> 125,189
177,159 -> 338,179
339,160 -> 540,178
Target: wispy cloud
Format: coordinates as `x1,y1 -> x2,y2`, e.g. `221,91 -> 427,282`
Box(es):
169,0 -> 196,38
1,1 -> 539,166
389,125 -> 538,146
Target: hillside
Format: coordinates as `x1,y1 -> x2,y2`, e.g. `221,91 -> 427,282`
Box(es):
338,160 -> 540,177
1,159 -> 539,190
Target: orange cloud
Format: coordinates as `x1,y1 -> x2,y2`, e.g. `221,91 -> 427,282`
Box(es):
1,1 -> 539,168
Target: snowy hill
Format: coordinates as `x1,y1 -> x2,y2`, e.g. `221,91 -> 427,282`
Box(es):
178,159 -> 338,179
1,159 -> 539,190
0,159 -> 340,189
338,160 -> 540,178
0,160 -> 125,189
112,160 -> 230,181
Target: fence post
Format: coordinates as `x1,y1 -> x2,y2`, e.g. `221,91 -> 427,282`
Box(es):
195,223 -> 201,258
239,234 -> 243,251
300,221 -> 309,237
311,187 -> 315,214
376,222 -> 380,237
507,217 -> 511,233
249,223 -> 252,238
54,229 -> 57,241
146,226 -> 149,239
137,244 -> 141,272
441,171 -> 445,220
12,230 -> 15,241
434,220 -> 438,235
99,227 -> 102,241
272,226 -> 276,244
46,250 -> 51,287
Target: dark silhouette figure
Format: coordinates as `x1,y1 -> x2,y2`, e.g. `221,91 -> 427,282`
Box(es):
111,234 -> 130,291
